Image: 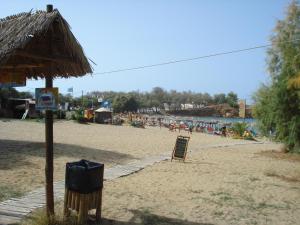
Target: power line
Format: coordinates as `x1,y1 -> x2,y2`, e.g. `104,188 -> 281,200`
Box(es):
92,38 -> 300,75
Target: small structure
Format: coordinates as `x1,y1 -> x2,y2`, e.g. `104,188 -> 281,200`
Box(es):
94,107 -> 112,124
6,98 -> 38,118
0,5 -> 92,217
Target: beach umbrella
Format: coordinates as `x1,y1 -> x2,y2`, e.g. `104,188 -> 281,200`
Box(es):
0,5 -> 92,216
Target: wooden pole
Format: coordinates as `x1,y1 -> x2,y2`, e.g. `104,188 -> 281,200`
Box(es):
45,4 -> 55,216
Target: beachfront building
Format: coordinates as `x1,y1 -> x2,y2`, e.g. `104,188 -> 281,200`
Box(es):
181,103 -> 194,109
1,98 -> 37,118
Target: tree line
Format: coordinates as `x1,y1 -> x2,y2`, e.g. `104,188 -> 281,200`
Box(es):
59,87 -> 239,113
0,87 -> 238,112
0,87 -> 238,113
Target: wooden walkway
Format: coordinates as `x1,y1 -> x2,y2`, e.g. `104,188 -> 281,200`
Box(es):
0,154 -> 170,225
0,141 -> 267,225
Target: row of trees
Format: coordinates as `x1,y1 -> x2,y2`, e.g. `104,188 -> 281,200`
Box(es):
64,88 -> 239,113
0,87 -> 238,114
253,1 -> 300,153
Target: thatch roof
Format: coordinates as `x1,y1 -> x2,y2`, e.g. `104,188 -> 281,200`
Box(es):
95,107 -> 112,113
0,9 -> 93,81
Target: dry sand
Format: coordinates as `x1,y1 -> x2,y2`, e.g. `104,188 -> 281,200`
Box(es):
101,143 -> 300,225
1,119 -> 300,224
0,119 -> 246,194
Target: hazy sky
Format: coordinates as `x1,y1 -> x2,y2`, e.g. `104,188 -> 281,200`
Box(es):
1,0 -> 289,101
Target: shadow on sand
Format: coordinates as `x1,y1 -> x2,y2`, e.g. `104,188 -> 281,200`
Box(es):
23,209 -> 214,225
100,210 -> 214,225
0,139 -> 136,170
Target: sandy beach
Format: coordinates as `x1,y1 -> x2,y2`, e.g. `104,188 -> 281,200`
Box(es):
0,119 -> 247,196
100,143 -> 300,225
1,120 -> 299,225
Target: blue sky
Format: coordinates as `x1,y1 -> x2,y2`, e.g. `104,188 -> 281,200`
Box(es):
1,0 -> 289,101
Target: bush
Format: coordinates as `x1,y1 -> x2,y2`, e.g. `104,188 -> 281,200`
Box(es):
231,122 -> 248,138
72,109 -> 87,124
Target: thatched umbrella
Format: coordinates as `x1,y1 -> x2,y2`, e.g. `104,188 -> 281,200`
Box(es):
0,5 -> 92,216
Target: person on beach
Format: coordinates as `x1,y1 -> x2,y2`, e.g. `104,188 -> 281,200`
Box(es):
221,126 -> 227,137
158,118 -> 162,129
173,121 -> 177,132
169,120 -> 174,131
188,122 -> 193,134
179,121 -> 184,133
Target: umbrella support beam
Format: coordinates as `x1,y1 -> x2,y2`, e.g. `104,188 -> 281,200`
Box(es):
45,4 -> 55,216
45,76 -> 54,216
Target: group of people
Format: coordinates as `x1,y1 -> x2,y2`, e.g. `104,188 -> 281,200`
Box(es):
167,120 -> 230,137
194,123 -> 228,136
168,121 -> 194,134
121,114 -> 232,137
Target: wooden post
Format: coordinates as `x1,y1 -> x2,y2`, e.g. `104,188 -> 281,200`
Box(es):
45,4 -> 55,216
45,77 -> 54,216
96,189 -> 102,221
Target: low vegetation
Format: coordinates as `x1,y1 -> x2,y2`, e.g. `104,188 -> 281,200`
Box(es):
230,122 -> 256,140
0,184 -> 23,202
264,170 -> 300,183
259,150 -> 300,162
21,204 -> 79,225
71,109 -> 88,124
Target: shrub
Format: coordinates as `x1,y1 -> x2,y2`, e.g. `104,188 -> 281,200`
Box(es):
231,122 -> 248,138
72,109 -> 87,124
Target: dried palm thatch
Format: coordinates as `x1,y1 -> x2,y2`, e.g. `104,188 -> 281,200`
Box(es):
0,9 -> 93,81
288,74 -> 300,89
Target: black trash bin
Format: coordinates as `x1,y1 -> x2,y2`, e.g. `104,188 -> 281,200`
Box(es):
65,159 -> 104,194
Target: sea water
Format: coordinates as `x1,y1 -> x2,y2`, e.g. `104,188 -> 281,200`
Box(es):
159,115 -> 258,133
162,115 -> 254,124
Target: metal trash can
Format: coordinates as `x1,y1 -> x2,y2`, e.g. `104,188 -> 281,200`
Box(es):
64,159 -> 104,223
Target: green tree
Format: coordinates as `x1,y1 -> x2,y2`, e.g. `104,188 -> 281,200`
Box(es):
253,1 -> 300,152
112,94 -> 139,113
213,93 -> 226,104
112,95 -> 128,113
151,87 -> 165,109
124,95 -> 140,112
226,92 -> 238,108
202,93 -> 213,105
253,84 -> 276,136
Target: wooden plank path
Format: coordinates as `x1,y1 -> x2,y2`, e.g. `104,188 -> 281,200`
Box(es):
0,141 -> 268,225
0,153 -> 170,225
